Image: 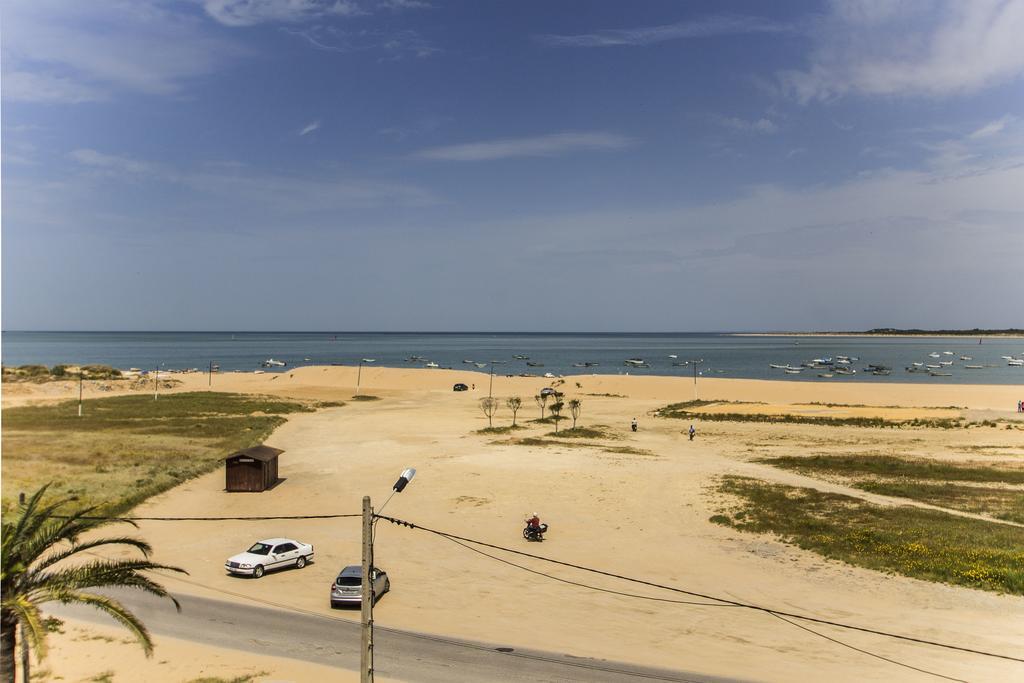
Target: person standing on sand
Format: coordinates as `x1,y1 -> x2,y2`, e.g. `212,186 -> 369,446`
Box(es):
631,417 -> 638,432
689,424 -> 696,441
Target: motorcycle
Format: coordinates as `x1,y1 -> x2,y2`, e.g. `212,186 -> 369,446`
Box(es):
523,523 -> 549,542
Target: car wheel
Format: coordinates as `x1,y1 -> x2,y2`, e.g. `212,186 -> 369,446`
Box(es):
295,556 -> 306,569
253,565 -> 265,579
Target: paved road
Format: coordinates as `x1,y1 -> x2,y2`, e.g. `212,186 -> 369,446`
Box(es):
51,590 -> 748,682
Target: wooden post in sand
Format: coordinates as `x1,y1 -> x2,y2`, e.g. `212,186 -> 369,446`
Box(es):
78,373 -> 83,417
360,495 -> 374,683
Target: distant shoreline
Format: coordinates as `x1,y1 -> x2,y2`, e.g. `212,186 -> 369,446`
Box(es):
732,332 -> 1024,339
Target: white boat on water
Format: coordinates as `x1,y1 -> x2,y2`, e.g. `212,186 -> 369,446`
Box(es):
960,356 -> 972,361
262,358 -> 286,367
1009,359 -> 1024,367
474,362 -> 487,368
912,362 -> 923,366
943,351 -> 954,355
964,364 -> 983,369
425,361 -> 439,368
668,354 -> 678,359
818,373 -> 833,378
939,361 -> 953,366
930,371 -> 952,377
463,360 -> 475,364
928,352 -> 941,358
624,358 -> 646,366
926,364 -> 941,369
769,364 -> 787,369
784,368 -> 802,374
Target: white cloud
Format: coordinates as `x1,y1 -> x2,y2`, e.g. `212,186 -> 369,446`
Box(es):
2,0 -> 242,101
281,25 -> 437,58
299,120 -> 321,136
2,71 -> 106,104
413,132 -> 634,161
379,0 -> 430,10
536,15 -> 790,47
720,117 -> 779,134
969,115 -> 1015,139
69,149 -> 157,175
202,0 -> 364,27
781,0 -> 1024,101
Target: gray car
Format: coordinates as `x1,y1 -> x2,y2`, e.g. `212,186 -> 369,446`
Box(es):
330,565 -> 390,607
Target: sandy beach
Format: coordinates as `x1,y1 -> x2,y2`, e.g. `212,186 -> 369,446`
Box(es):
7,367 -> 1024,682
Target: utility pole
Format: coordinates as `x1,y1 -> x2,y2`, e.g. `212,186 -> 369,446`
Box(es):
78,373 -> 83,417
154,367 -> 159,401
689,359 -> 704,400
360,495 -> 374,683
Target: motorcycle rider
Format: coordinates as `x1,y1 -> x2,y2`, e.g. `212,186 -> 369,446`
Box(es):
525,512 -> 547,540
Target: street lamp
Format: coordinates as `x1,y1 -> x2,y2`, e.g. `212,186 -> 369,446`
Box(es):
688,358 -> 704,400
487,360 -> 506,398
361,467 -> 416,683
356,358 -> 375,395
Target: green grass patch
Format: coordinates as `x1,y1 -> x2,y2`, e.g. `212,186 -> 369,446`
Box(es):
714,476 -> 1024,595
548,425 -> 618,439
1,392 -> 322,516
855,481 -> 1024,525
758,455 -> 1024,484
497,436 -> 652,456
656,402 -> 963,429
476,424 -> 527,434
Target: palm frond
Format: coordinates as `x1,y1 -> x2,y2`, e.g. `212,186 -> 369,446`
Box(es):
36,535 -> 153,572
2,596 -> 49,662
50,591 -> 155,656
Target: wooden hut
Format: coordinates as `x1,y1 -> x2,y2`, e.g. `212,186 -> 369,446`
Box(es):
225,445 -> 283,492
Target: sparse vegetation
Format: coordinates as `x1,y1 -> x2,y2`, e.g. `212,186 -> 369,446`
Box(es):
479,397 -> 499,428
350,394 -> 380,401
758,455 -> 1024,523
657,401 -> 964,429
568,398 -> 581,429
758,455 -> 1024,484
506,396 -> 522,427
712,476 -> 1024,595
534,393 -> 549,420
1,392 -> 321,515
548,401 -> 564,432
2,364 -> 123,383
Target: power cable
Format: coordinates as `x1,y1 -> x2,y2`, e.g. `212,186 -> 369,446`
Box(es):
441,534 -> 738,608
769,612 -> 967,683
70,514 -> 362,521
438,530 -> 968,682
376,513 -> 1024,665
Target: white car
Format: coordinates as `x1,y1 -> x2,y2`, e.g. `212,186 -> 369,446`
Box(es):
225,538 -> 313,578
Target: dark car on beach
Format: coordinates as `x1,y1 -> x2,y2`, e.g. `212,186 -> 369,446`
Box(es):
453,383 -> 469,391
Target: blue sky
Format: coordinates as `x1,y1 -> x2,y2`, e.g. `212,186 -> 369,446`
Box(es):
3,0 -> 1023,331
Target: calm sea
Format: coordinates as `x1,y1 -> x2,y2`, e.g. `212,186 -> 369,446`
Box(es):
2,332 -> 1023,385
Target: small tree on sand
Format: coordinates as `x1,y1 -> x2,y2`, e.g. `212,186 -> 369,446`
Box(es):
506,397 -> 522,427
548,401 -> 564,432
568,398 -> 582,429
479,397 -> 499,428
1,485 -> 187,683
534,393 -> 549,420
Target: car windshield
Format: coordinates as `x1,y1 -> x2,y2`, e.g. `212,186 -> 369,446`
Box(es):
247,543 -> 272,555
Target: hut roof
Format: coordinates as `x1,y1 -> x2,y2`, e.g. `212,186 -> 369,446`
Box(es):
226,445 -> 284,462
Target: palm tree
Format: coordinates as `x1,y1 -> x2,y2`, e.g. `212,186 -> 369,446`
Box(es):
1,485 -> 187,682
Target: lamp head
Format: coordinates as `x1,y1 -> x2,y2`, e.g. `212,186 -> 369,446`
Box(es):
393,467 -> 416,492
